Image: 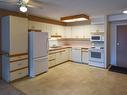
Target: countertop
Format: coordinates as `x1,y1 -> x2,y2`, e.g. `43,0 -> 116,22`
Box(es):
49,46 -> 90,51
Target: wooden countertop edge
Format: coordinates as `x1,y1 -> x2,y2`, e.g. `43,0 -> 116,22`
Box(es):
9,52 -> 28,57
49,47 -> 72,51
49,47 -> 89,51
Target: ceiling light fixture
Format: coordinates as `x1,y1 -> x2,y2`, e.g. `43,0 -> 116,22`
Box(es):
123,10 -> 127,14
20,5 -> 27,12
61,14 -> 89,22
23,0 -> 29,3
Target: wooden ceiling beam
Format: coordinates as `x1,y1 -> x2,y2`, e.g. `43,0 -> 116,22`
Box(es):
61,14 -> 89,21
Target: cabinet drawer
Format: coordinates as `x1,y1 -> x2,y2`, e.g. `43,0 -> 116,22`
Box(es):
10,60 -> 28,71
10,68 -> 28,81
10,55 -> 28,62
48,59 -> 56,67
48,54 -> 56,60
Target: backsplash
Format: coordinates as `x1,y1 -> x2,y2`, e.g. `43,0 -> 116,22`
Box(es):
49,40 -> 59,47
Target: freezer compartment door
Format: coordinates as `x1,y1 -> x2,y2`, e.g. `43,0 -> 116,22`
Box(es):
29,56 -> 48,77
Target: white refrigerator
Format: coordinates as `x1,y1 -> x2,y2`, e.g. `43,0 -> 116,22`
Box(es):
29,31 -> 48,77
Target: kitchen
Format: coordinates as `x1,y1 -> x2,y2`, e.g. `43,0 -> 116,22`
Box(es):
0,0 -> 127,95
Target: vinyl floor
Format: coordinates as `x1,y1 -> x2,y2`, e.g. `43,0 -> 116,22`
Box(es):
12,62 -> 127,95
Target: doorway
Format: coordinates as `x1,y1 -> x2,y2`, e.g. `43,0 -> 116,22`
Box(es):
117,25 -> 127,68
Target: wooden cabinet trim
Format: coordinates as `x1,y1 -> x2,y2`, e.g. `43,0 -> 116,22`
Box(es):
49,47 -> 72,51
9,53 -> 28,57
10,58 -> 28,63
28,29 -> 41,32
10,67 -> 28,72
81,50 -> 88,52
49,59 -> 56,61
0,8 -> 66,25
49,50 -> 66,55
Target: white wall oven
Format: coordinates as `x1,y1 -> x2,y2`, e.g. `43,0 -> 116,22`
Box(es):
88,47 -> 105,68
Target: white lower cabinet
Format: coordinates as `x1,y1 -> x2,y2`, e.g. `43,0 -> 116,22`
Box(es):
10,68 -> 28,81
48,59 -> 56,67
55,50 -> 66,65
2,55 -> 28,82
48,53 -> 56,67
48,48 -> 71,67
82,50 -> 89,64
67,48 -> 72,60
10,60 -> 28,71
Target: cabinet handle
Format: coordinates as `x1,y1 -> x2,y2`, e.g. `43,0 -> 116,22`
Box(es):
18,63 -> 21,66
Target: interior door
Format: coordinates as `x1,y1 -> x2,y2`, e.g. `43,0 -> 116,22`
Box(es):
0,55 -> 2,79
0,20 -> 2,79
117,25 -> 127,68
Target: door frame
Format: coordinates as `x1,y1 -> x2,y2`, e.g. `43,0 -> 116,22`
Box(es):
110,21 -> 127,66
116,25 -> 127,67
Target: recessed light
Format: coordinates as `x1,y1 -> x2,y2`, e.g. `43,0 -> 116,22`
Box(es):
63,18 -> 88,22
123,10 -> 127,14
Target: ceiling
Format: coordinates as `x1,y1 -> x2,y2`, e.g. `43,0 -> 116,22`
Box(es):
0,0 -> 127,20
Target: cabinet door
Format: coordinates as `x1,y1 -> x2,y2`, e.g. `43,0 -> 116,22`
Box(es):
10,16 -> 28,54
57,25 -> 64,37
51,24 -> 58,35
42,23 -> 52,38
10,60 -> 28,71
64,48 -> 70,61
48,53 -> 56,67
82,51 -> 89,64
61,51 -> 67,62
84,25 -> 91,38
55,52 -> 61,65
41,23 -> 47,32
10,68 -> 28,81
90,25 -> 104,33
48,60 -> 56,67
68,48 -> 72,60
72,26 -> 84,38
64,26 -> 72,38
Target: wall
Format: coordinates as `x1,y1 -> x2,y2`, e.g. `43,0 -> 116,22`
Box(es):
110,21 -> 127,66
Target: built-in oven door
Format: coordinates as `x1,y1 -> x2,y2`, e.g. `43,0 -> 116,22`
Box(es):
88,49 -> 104,63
